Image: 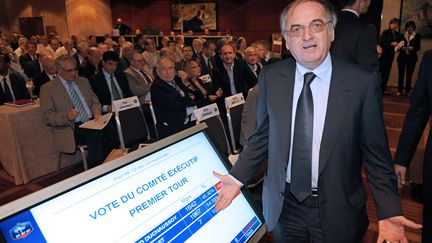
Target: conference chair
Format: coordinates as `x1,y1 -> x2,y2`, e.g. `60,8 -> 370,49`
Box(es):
193,103 -> 232,157
58,145 -> 89,171
142,93 -> 159,139
225,93 -> 246,154
112,96 -> 153,153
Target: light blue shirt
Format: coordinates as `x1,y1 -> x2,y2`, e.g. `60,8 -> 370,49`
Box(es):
286,54 -> 332,188
60,76 -> 92,122
223,63 -> 236,95
103,69 -> 124,112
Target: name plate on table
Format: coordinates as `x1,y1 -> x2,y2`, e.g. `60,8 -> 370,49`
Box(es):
112,96 -> 140,112
199,74 -> 212,83
193,103 -> 219,122
224,93 -> 245,109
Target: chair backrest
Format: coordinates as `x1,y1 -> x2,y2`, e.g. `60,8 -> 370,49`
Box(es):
112,96 -> 150,151
193,103 -> 232,156
225,94 -> 245,154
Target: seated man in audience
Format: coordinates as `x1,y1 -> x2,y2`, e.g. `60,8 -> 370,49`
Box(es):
54,39 -> 76,59
244,46 -> 262,77
213,43 -> 257,99
176,45 -> 194,71
39,54 -> 117,168
118,41 -> 133,72
253,39 -> 280,65
90,51 -> 132,113
19,41 -> 38,68
73,42 -> 89,66
134,34 -> 146,52
124,50 -> 153,105
88,35 -> 97,48
199,40 -> 217,77
151,57 -> 195,138
46,38 -> 60,56
36,34 -> 49,54
33,55 -> 57,97
14,37 -> 28,58
22,44 -> 43,79
192,38 -> 204,58
168,40 -> 183,62
142,38 -> 160,70
0,52 -> 30,105
78,47 -> 101,80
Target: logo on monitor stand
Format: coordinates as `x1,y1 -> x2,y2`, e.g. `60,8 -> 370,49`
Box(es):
9,222 -> 33,240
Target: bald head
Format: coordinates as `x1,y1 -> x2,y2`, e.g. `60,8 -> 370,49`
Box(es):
88,47 -> 102,66
41,55 -> 56,75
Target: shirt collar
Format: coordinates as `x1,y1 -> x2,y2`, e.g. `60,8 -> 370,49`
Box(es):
296,53 -> 332,82
102,69 -> 113,79
223,62 -> 234,71
342,8 -> 360,17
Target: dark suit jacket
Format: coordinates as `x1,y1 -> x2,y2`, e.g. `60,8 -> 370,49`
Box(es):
0,71 -> 30,105
394,50 -> 432,241
331,11 -> 379,72
22,59 -> 42,79
19,53 -> 39,68
89,71 -> 132,108
212,59 -> 257,99
150,77 -> 195,138
78,62 -> 99,80
33,70 -> 52,97
198,54 -> 217,78
379,28 -> 401,61
397,33 -> 421,63
230,57 -> 402,242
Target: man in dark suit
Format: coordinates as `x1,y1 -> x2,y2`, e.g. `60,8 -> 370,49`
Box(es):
40,54 -> 117,168
19,41 -> 38,68
379,18 -> 401,93
394,50 -> 432,243
0,52 -> 30,105
72,42 -> 89,66
78,47 -> 102,80
212,43 -> 257,99
90,51 -> 132,113
150,57 -> 195,138
213,1 -> 421,242
330,0 -> 379,72
33,55 -> 57,97
198,40 -> 217,78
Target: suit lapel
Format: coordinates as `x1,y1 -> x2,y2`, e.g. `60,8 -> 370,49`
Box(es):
53,78 -> 74,108
318,59 -> 352,174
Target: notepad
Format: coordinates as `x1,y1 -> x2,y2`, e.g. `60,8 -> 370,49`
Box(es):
79,112 -> 112,130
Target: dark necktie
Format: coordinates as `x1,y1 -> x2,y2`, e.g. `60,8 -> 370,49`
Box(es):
110,74 -> 121,100
290,72 -> 316,203
206,58 -> 212,72
2,77 -> 13,102
140,70 -> 152,84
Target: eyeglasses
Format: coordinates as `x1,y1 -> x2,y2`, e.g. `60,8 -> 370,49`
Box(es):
132,59 -> 145,63
285,19 -> 332,38
62,67 -> 77,73
158,66 -> 175,71
190,66 -> 201,69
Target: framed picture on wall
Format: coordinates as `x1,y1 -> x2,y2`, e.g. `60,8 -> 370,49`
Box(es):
171,2 -> 217,32
400,0 -> 432,39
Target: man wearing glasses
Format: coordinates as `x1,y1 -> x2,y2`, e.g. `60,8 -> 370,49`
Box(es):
213,0 -> 421,242
40,54 -> 117,168
124,50 -> 153,105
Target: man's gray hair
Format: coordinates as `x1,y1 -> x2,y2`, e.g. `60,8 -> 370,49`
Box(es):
279,0 -> 337,39
55,54 -> 76,68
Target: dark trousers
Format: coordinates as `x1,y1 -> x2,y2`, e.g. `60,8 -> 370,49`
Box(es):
379,54 -> 394,92
273,183 -> 324,243
74,122 -> 118,168
397,59 -> 417,93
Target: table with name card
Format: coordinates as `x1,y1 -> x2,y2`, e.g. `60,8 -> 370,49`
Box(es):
0,102 -> 79,185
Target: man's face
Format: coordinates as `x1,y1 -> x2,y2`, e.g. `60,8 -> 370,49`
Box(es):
42,58 -> 57,75
390,22 -> 398,31
256,44 -> 267,59
27,44 -> 37,56
130,53 -> 145,70
89,37 -> 97,46
284,1 -> 334,69
102,60 -> 118,73
50,40 -> 60,51
156,59 -> 176,82
145,40 -> 157,52
57,60 -> 77,82
245,51 -> 259,65
220,45 -> 235,65
182,47 -> 193,60
359,0 -> 371,14
203,44 -> 215,57
88,51 -> 102,66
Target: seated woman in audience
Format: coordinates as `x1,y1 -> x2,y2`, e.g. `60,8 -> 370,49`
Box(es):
183,58 -> 222,108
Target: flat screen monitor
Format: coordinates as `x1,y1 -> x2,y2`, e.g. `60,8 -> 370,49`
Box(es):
0,124 -> 265,243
